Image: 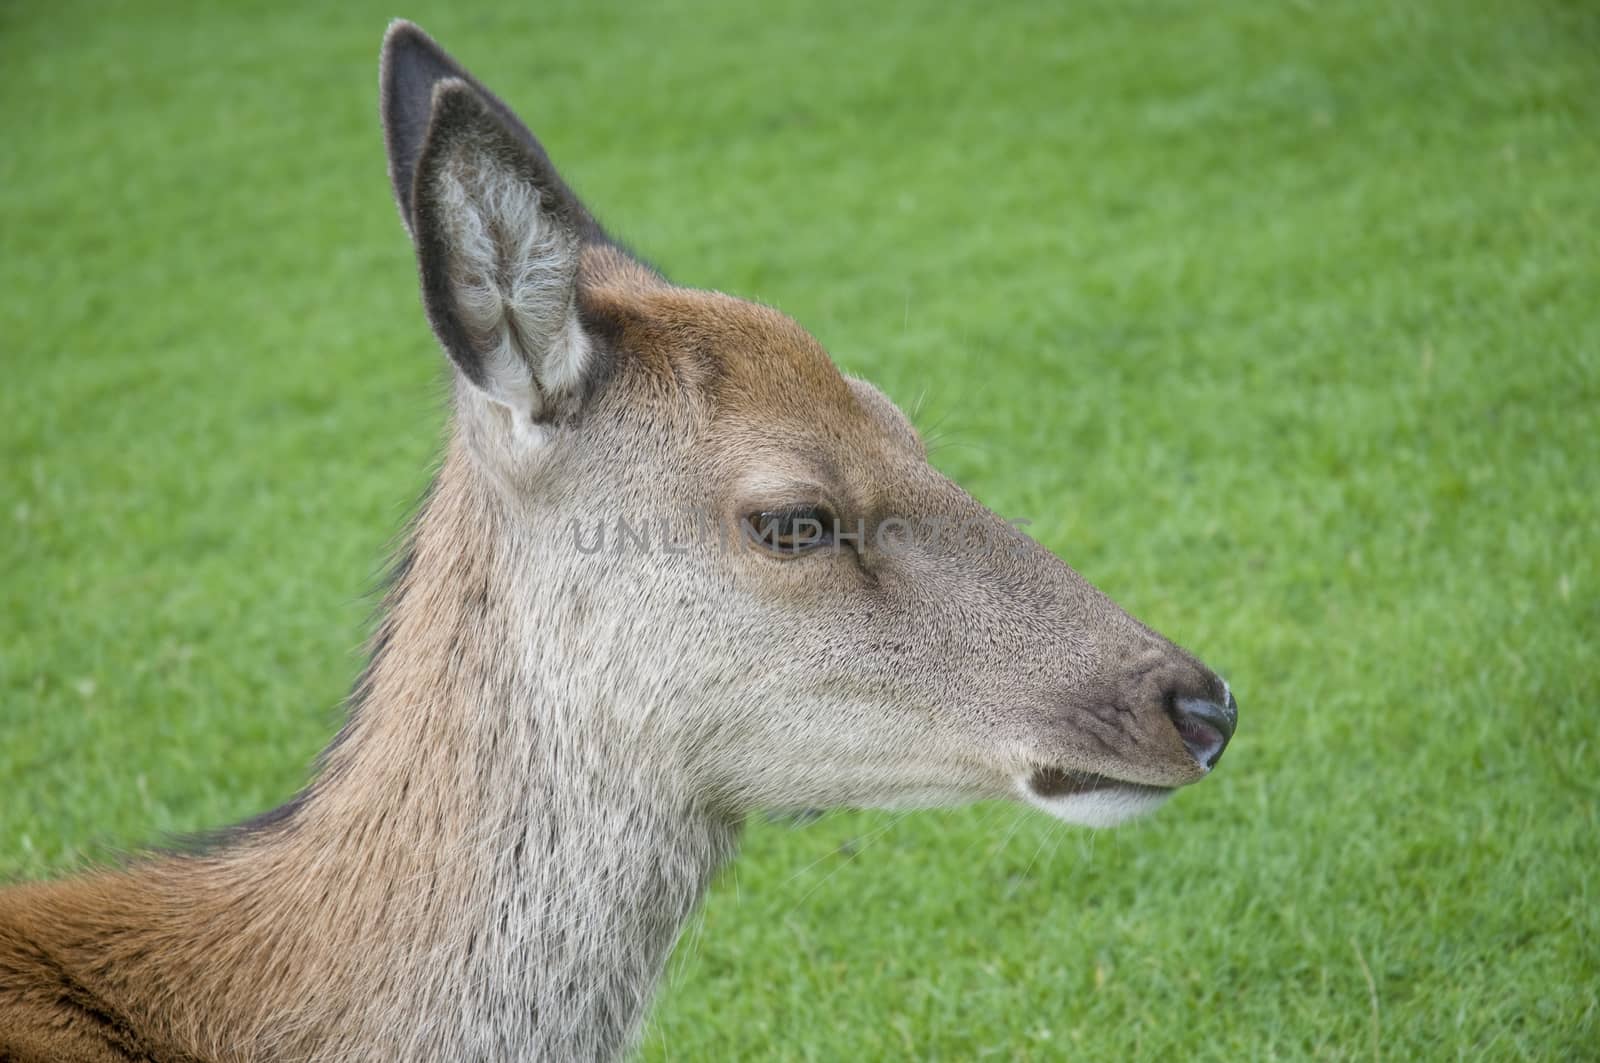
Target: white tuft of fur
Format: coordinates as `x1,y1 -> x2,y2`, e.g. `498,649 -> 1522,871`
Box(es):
1015,777 -> 1173,828
435,147 -> 590,425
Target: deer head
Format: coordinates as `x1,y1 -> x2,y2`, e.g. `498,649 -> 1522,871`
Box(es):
379,22 -> 1236,832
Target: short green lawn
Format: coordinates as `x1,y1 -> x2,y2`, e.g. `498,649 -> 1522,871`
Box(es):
3,0 -> 1596,1058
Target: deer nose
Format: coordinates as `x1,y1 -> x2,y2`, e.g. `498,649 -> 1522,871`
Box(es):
1167,686 -> 1237,770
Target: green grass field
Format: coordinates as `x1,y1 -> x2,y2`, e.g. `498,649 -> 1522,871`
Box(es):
4,0 -> 1597,1058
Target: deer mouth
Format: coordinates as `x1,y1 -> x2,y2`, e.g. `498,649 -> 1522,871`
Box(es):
1025,767 -> 1171,800
1017,767 -> 1175,827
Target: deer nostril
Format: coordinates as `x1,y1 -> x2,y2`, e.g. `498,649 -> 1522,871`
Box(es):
1169,692 -> 1237,770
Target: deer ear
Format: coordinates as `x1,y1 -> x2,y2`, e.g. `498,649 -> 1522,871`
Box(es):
382,22 -> 571,231
381,23 -> 596,425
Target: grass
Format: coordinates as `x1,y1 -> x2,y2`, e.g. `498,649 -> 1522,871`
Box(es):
3,0 -> 1597,1058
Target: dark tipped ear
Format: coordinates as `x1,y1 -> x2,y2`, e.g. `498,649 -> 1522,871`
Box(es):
408,78 -> 596,425
381,22 -> 458,229
380,20 -> 600,240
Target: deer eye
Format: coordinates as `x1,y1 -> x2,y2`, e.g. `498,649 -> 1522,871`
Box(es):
744,506 -> 837,555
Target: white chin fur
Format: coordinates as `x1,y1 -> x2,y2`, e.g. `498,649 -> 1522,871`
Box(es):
1016,777 -> 1173,828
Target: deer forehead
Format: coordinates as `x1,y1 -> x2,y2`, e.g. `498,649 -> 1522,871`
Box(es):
582,266 -> 925,501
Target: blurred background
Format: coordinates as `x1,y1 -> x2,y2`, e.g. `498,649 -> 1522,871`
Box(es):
2,0 -> 1596,1057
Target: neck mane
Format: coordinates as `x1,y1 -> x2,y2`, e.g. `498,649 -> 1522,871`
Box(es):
5,441 -> 739,1061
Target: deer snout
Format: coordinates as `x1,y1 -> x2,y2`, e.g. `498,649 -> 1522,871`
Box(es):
1102,652 -> 1237,777
1168,684 -> 1237,770
1018,654 -> 1237,828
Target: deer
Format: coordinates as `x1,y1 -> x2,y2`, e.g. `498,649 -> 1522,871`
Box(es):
0,21 -> 1239,1063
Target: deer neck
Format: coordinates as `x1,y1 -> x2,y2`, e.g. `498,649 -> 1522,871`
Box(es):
172,442 -> 738,1059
